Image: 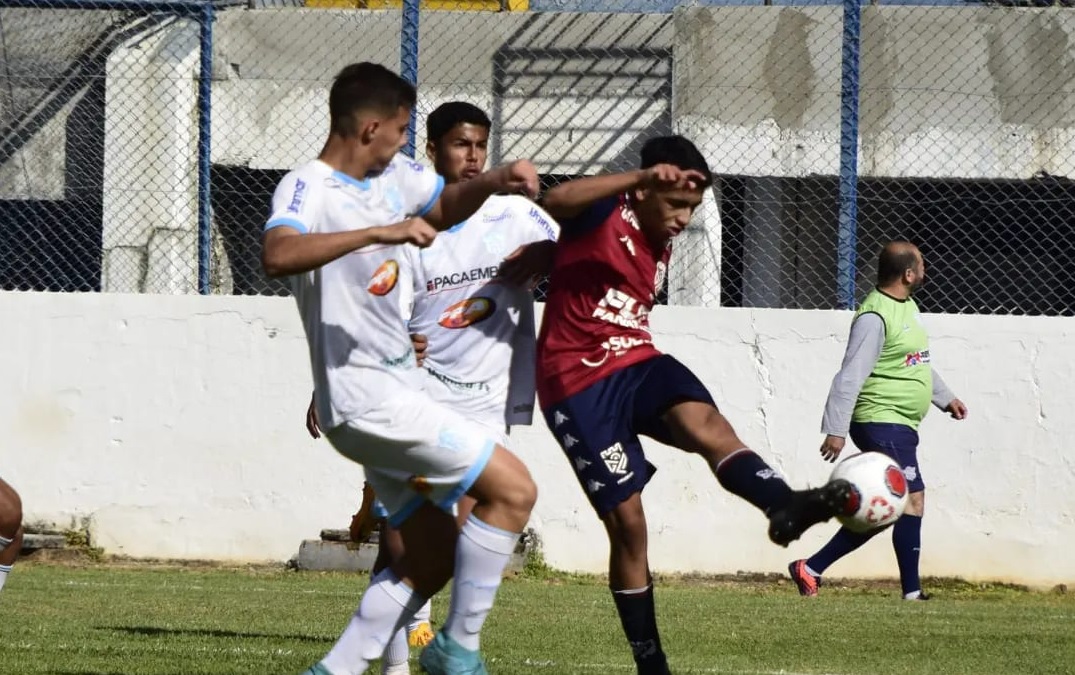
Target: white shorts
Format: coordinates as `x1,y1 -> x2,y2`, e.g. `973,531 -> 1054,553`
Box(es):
327,390 -> 501,528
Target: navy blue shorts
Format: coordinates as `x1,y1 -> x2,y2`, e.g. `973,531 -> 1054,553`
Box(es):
849,422 -> 925,493
542,355 -> 717,517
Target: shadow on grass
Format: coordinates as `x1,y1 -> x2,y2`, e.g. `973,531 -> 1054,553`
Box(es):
97,625 -> 330,643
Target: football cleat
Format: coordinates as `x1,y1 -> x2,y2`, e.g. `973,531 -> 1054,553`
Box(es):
768,479 -> 854,547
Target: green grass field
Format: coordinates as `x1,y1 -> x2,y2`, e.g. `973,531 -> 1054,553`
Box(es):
0,561 -> 1072,675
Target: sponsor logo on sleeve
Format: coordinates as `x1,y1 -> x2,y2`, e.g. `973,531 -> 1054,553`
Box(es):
286,178 -> 307,214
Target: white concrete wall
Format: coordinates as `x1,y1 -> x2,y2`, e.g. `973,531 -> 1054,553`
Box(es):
2,291 -> 1073,586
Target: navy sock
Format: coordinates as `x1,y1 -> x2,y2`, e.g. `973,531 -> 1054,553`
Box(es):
714,449 -> 794,514
611,585 -> 668,674
807,526 -> 876,574
892,514 -> 923,596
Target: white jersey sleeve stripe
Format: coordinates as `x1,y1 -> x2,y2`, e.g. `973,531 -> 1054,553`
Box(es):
265,216 -> 310,233
415,175 -> 445,217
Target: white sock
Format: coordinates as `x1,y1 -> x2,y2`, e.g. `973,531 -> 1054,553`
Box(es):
0,534 -> 11,550
408,598 -> 432,633
381,626 -> 410,669
0,564 -> 10,592
443,515 -> 519,652
319,568 -> 425,675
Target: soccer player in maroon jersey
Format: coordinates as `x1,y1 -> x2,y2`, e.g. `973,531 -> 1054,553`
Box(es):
537,135 -> 853,675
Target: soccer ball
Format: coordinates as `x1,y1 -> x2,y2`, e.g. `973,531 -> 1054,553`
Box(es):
830,452 -> 909,533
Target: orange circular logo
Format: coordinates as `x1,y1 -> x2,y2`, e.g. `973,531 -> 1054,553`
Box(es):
367,260 -> 399,296
438,297 -> 496,329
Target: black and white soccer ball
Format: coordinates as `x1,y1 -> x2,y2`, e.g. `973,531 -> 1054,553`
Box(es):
830,452 -> 909,533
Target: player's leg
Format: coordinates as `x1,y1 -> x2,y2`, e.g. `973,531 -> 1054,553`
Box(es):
366,506 -> 414,675
603,493 -> 668,675
407,493 -> 476,649
0,478 -> 23,594
307,476 -> 455,675
882,426 -> 927,600
418,445 -> 536,674
544,380 -> 669,675
638,356 -> 851,546
301,395 -> 481,675
790,424 -> 916,597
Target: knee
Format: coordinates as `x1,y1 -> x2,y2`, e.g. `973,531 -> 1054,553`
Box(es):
500,467 -> 538,517
604,499 -> 648,553
905,490 -> 925,517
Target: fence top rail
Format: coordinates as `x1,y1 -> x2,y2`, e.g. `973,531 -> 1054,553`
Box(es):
0,0 -> 220,12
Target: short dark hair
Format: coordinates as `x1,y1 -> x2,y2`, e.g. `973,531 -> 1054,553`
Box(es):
877,241 -> 920,285
329,62 -> 417,137
639,135 -> 714,188
426,102 -> 491,145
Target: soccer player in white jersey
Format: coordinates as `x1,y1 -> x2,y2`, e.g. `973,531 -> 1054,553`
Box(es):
262,63 -> 541,675
307,101 -> 559,674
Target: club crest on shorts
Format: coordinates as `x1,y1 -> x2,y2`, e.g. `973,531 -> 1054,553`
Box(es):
438,297 -> 496,329
367,260 -> 399,296
600,442 -> 629,475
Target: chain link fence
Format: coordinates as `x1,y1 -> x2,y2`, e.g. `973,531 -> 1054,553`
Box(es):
3,0 -> 1075,314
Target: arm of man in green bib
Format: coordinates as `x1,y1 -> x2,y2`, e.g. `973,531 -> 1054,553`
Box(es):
820,313 -> 884,462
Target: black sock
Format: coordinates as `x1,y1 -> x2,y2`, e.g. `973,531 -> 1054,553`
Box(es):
611,585 -> 668,674
715,449 -> 794,514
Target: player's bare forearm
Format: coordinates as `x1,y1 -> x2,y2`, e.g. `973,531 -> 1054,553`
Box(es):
426,178 -> 500,231
542,171 -> 646,219
426,160 -> 539,230
261,226 -> 389,277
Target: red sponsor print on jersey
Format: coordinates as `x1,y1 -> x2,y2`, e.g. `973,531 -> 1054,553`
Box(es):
904,349 -> 931,366
367,260 -> 399,296
537,193 -> 669,405
438,297 -> 496,329
885,464 -> 908,498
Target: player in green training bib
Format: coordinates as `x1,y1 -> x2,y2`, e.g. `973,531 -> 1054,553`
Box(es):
789,241 -> 968,601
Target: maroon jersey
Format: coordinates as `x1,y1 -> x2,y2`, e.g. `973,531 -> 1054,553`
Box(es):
537,193 -> 670,407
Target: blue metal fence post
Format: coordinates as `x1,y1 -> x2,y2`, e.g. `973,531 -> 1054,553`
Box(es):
400,0 -> 420,158
196,0 -> 214,295
837,0 -> 862,310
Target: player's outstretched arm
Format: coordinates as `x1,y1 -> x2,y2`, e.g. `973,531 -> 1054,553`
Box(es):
542,164 -> 707,220
261,219 -> 437,278
424,159 -> 540,231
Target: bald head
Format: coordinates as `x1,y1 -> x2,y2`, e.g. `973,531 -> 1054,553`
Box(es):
877,241 -> 922,286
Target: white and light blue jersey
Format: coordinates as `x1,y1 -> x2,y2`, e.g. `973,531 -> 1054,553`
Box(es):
403,195 -> 559,428
266,155 -> 445,431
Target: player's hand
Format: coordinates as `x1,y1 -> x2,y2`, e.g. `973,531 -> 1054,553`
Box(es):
493,160 -> 540,198
641,164 -> 708,190
499,240 -> 557,289
305,392 -> 321,439
945,398 -> 968,420
820,434 -> 845,462
348,481 -> 379,544
411,333 -> 428,368
378,218 -> 437,248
